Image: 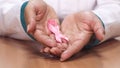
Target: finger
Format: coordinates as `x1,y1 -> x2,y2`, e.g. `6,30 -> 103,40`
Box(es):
27,20 -> 36,35
25,3 -> 36,34
94,28 -> 105,41
57,43 -> 68,51
50,47 -> 62,56
93,20 -> 105,41
60,37 -> 90,61
50,43 -> 68,56
44,47 -> 51,53
34,30 -> 57,47
35,4 -> 47,21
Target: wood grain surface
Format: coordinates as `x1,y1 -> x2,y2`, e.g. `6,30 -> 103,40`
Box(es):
0,37 -> 120,68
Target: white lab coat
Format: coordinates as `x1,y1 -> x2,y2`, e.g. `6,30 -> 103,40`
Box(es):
0,0 -> 120,42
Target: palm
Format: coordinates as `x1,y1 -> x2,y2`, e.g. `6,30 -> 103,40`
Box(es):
61,14 -> 93,54
47,13 -> 94,58
60,12 -> 105,61
25,0 -> 60,47
33,5 -> 59,46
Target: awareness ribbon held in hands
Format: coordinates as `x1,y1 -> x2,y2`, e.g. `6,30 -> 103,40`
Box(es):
47,19 -> 69,43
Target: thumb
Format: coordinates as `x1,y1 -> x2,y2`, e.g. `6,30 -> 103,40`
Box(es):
60,40 -> 86,61
94,27 -> 105,41
93,18 -> 105,41
24,3 -> 36,34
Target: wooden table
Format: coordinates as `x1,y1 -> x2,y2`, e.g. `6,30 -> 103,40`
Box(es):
0,37 -> 120,68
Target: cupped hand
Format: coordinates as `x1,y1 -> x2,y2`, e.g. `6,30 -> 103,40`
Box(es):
59,11 -> 105,61
24,0 -> 60,47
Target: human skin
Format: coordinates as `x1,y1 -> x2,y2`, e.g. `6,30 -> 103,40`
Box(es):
24,0 -> 60,47
24,0 -> 105,61
49,11 -> 105,61
24,0 -> 68,56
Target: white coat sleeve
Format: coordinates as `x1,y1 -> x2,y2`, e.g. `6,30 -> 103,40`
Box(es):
0,0 -> 31,40
92,0 -> 120,42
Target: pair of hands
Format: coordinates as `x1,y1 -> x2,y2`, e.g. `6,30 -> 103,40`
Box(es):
24,0 -> 105,61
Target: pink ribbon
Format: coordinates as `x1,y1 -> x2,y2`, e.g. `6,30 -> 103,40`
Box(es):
47,19 -> 68,43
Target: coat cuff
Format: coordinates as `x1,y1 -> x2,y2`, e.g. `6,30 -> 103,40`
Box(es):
20,1 -> 35,40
